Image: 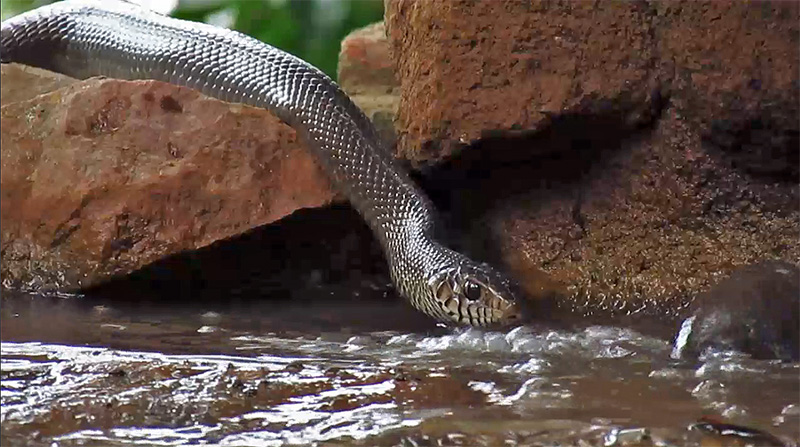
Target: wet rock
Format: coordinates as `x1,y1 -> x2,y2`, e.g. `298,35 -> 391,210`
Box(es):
283,361 -> 305,373
0,63 -> 335,291
504,111 -> 798,320
673,260 -> 799,361
602,427 -> 655,447
689,416 -> 790,447
338,21 -> 399,151
384,1 -> 800,318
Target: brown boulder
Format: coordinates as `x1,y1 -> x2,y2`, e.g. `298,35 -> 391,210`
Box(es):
385,0 -> 662,165
1,63 -> 335,291
385,1 -> 798,172
0,64 -> 79,104
384,0 -> 800,319
674,260 -> 799,361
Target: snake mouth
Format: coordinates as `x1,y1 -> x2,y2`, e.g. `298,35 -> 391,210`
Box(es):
496,301 -> 525,326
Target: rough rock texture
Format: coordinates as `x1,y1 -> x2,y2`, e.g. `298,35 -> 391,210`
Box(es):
658,2 -> 800,181
385,0 -> 799,319
386,1 -> 799,171
0,64 -> 79,104
1,63 -> 335,291
338,21 -> 399,151
385,1 -> 663,165
491,108 -> 799,319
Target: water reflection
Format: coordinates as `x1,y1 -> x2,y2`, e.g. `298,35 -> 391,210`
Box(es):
1,291 -> 797,446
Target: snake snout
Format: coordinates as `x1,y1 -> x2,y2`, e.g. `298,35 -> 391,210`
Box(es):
496,299 -> 527,326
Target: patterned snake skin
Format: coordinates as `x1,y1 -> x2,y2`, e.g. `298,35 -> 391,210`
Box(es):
1,0 -> 523,327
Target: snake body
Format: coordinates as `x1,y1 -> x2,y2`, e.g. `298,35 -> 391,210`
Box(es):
1,0 -> 522,327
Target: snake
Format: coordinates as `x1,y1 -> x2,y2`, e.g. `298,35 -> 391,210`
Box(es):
1,0 -> 524,327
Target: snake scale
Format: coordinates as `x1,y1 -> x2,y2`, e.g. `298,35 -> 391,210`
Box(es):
1,0 -> 523,327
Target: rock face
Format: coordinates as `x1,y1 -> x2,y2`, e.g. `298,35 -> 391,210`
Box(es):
1,64 -> 335,291
385,1 -> 662,165
384,0 -> 799,319
660,2 -> 799,181
385,1 -> 799,171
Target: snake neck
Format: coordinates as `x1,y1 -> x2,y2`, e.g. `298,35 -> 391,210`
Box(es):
382,225 -> 458,320
294,97 -> 456,314
0,0 -> 460,322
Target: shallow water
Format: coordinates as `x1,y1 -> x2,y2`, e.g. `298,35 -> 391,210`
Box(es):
1,290 -> 797,446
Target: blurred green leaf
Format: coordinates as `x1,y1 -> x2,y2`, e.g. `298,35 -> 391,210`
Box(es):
3,0 -> 384,79
2,0 -> 41,21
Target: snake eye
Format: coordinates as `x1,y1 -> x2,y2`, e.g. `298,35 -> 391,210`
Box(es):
463,280 -> 482,301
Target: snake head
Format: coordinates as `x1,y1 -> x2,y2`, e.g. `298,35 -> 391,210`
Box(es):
428,260 -> 525,327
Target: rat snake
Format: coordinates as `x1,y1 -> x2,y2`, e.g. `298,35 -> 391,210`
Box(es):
1,0 -> 523,327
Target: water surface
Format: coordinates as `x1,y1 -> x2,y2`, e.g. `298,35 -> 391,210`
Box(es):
1,290 -> 797,446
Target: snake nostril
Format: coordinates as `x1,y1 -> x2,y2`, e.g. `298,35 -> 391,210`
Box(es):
503,306 -> 525,322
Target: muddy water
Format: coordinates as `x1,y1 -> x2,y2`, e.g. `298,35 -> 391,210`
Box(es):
1,290 -> 798,447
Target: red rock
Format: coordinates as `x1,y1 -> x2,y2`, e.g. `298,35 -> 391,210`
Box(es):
1,63 -> 335,291
385,1 -> 798,172
0,64 -> 79,104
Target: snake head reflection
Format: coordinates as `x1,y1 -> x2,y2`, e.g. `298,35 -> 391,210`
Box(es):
428,261 -> 525,327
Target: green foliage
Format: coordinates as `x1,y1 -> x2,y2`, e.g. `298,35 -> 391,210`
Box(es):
2,0 -> 384,80
1,0 -> 44,21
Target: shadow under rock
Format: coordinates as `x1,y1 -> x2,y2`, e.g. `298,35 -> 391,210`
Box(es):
83,204 -> 441,334
413,112 -> 660,261
84,109 -> 667,336
705,101 -> 800,183
411,109 -> 678,337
